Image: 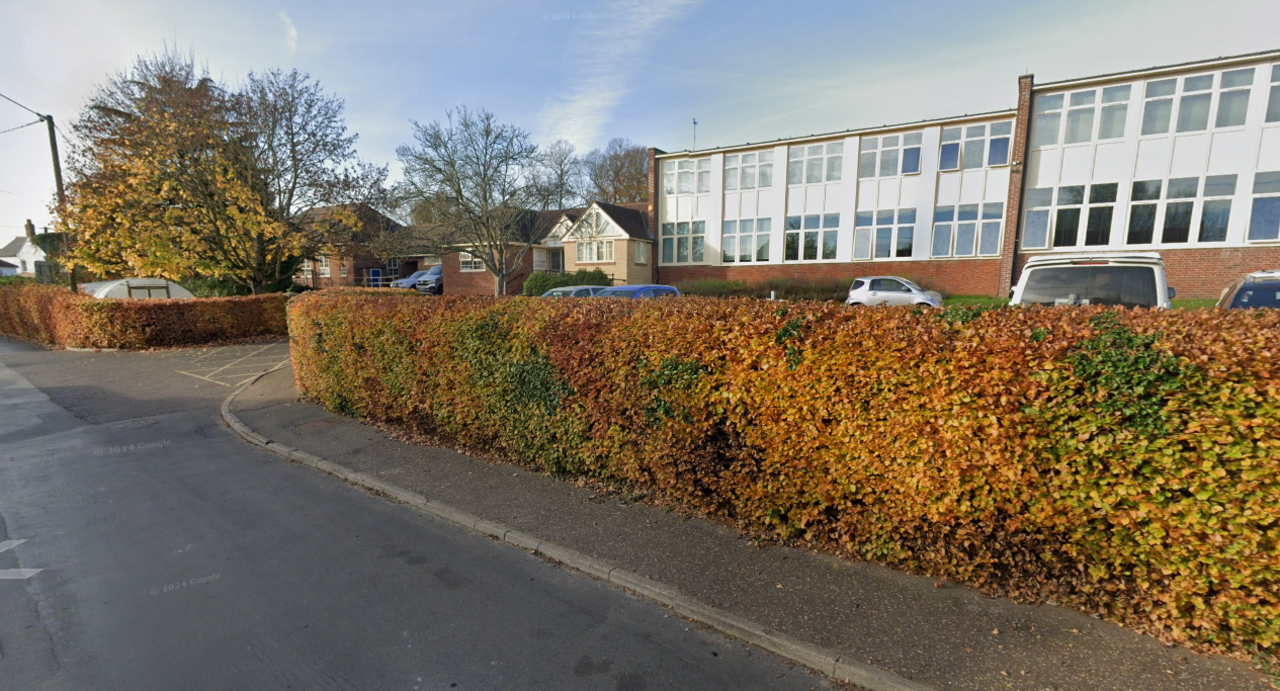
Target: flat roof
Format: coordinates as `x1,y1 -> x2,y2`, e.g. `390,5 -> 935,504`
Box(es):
1035,47 -> 1280,90
656,108 -> 1016,159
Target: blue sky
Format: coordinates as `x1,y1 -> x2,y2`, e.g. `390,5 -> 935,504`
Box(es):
2,0 -> 1279,244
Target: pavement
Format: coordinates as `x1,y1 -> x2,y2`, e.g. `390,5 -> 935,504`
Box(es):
226,360 -> 1276,691
0,337 -> 842,691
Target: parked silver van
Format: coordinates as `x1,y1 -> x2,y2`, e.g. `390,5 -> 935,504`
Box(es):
1011,253 -> 1174,309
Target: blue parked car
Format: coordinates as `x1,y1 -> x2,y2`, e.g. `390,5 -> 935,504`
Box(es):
595,284 -> 680,299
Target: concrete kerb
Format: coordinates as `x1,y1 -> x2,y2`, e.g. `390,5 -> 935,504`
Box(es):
219,368 -> 936,691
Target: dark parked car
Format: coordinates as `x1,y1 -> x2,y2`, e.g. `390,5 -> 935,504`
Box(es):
1217,270 -> 1280,309
414,265 -> 444,295
595,284 -> 680,299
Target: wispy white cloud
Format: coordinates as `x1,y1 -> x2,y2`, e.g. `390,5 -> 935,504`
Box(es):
538,0 -> 700,149
279,10 -> 298,53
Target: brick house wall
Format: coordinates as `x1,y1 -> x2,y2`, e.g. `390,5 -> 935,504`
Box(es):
562,238 -> 654,285
442,247 -> 537,296
995,74 -> 1035,297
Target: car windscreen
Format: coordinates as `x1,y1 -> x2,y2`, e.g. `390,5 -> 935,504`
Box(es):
424,266 -> 442,277
1021,265 -> 1158,308
1230,282 -> 1280,308
597,288 -> 638,298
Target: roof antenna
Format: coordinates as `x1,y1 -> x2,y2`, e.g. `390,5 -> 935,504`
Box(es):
692,118 -> 697,152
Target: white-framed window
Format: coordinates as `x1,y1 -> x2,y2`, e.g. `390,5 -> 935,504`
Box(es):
783,213 -> 839,261
340,260 -> 348,278
459,252 -> 485,271
721,218 -> 771,263
660,221 -> 705,264
19,259 -> 27,273
318,256 -> 330,278
932,203 -> 1004,257
1035,86 -> 1132,146
576,240 -> 614,263
786,143 -> 842,185
940,122 -> 1011,171
301,258 -> 313,273
533,248 -> 548,271
1025,185 -> 1121,249
1267,65 -> 1280,124
853,209 -> 916,260
663,159 -> 711,195
724,151 -> 774,191
1247,172 -> 1280,241
1141,68 -> 1259,137
635,242 -> 649,265
385,259 -> 397,278
858,133 -> 923,179
1217,68 -> 1254,128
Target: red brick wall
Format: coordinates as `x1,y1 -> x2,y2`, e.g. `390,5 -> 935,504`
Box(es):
442,248 -> 537,296
996,74 -> 1035,298
1014,248 -> 1280,301
659,259 -> 1003,296
647,148 -> 664,284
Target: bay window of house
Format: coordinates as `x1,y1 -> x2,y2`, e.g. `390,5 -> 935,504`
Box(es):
725,152 -> 773,191
858,133 -> 922,178
459,252 -> 485,271
787,143 -> 842,185
940,122 -> 1010,170
577,239 -> 614,263
1248,172 -> 1280,241
722,218 -> 771,263
784,213 -> 838,261
1268,65 -> 1280,123
660,221 -> 705,263
853,208 -> 915,260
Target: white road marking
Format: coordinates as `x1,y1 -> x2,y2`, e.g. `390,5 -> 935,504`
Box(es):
0,540 -> 43,579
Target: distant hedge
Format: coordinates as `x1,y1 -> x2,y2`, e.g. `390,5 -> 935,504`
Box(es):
288,289 -> 1280,663
521,269 -> 612,296
0,282 -> 288,349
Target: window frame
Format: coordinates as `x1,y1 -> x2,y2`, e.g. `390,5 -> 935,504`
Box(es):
459,252 -> 486,272
786,142 -> 844,186
858,133 -> 923,179
659,221 -> 706,264
940,121 -> 1012,170
783,213 -> 839,262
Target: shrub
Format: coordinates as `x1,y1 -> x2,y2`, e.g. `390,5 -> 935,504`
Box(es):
288,290 -> 1280,663
522,269 -> 612,296
676,276 -> 858,302
0,282 -> 288,349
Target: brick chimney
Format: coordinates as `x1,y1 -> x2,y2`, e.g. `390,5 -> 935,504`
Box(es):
24,219 -> 35,239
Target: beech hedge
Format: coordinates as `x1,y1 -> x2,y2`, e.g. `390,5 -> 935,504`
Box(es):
0,282 -> 288,349
287,289 -> 1280,661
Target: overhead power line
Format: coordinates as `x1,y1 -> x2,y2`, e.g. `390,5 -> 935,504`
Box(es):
0,91 -> 42,117
0,118 -> 43,136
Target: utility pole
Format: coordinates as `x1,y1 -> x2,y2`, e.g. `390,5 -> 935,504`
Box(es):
40,114 -> 75,290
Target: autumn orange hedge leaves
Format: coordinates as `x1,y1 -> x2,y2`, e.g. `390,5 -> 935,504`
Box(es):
0,282 -> 288,349
289,289 -> 1280,661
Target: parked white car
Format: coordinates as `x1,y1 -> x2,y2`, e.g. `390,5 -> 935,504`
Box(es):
1011,253 -> 1174,309
845,276 -> 941,307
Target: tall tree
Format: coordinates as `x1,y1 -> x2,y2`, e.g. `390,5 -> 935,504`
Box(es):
57,50 -> 386,293
535,139 -> 582,210
397,107 -> 554,296
581,138 -> 648,204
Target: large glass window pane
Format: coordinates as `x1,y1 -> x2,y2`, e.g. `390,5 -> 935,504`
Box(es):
1098,104 -> 1128,139
978,221 -> 1000,255
663,173 -> 675,195
826,155 -> 842,181
827,142 -> 843,155
692,221 -> 705,235
1199,200 -> 1231,242
1035,94 -> 1063,112
740,235 -> 753,263
1142,99 -> 1173,135
804,215 -> 821,230
899,208 -> 917,224
1176,93 -> 1212,132
806,158 -> 823,184
859,152 -> 877,178
724,168 -> 738,191
941,127 -> 963,142
787,160 -> 803,185
874,227 -> 892,258
939,143 -> 960,171
662,161 -> 675,173
1222,68 -> 1254,88
722,220 -> 737,235
1054,208 -> 1081,247
1132,180 -> 1162,201
661,238 -> 673,263
1256,172 -> 1280,195
1090,183 -> 1118,204
785,232 -> 800,260
1085,206 -> 1114,245
896,227 -> 914,257
1026,188 -> 1054,208
739,219 -> 754,236
1184,74 -> 1214,92
1069,91 -> 1096,107
661,222 -> 674,237
1168,177 -> 1199,199
988,138 -> 1010,166
957,204 -> 979,222
1065,109 -> 1095,143
1127,204 -> 1158,244
822,231 -> 838,260
823,213 -> 840,228
1033,113 -> 1061,146
1204,174 -> 1237,197
962,139 -> 985,169
860,137 -> 878,152
808,145 -> 823,157
1268,85 -> 1280,123
676,237 -> 689,262
879,149 -> 899,176
1023,210 -> 1050,249
741,166 -> 756,189
901,147 -> 921,174
853,228 -> 872,260
786,216 -> 802,230
722,236 -> 736,263
1162,201 -> 1193,243
1217,90 -> 1251,128
1146,79 -> 1177,98
803,231 -> 818,260
676,221 -> 690,236
756,233 -> 770,262
1248,197 -> 1280,241
1102,85 -> 1132,103
759,164 -> 773,187
1058,186 -> 1085,206
678,171 -> 694,193
954,223 -> 977,256
697,170 -> 711,193
931,225 -> 952,257
691,236 -> 704,262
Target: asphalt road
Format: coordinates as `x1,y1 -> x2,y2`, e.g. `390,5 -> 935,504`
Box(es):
0,338 -> 835,691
